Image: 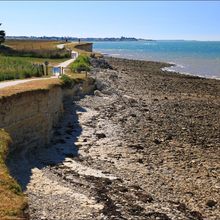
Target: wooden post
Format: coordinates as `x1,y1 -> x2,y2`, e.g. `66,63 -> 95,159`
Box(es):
44,61 -> 49,76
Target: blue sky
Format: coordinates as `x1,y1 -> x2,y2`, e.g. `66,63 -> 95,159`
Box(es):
0,1 -> 220,40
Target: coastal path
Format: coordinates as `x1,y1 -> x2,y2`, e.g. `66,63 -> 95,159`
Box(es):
0,55 -> 77,89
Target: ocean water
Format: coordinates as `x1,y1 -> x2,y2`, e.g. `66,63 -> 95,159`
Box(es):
93,41 -> 220,79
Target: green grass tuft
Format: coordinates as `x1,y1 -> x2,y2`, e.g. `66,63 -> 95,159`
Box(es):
70,55 -> 91,73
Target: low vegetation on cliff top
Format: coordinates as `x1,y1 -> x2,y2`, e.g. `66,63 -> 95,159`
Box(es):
70,54 -> 91,73
0,56 -> 45,81
0,39 -> 72,82
0,129 -> 27,219
0,78 -> 61,98
1,40 -> 70,59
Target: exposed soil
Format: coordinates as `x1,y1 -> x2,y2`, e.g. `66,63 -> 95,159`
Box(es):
9,57 -> 220,219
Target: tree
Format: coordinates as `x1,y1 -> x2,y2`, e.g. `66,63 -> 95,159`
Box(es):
0,23 -> 5,45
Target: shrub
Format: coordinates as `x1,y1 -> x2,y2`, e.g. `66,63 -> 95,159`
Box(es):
76,55 -> 90,64
60,74 -> 75,88
70,55 -> 91,73
71,62 -> 90,73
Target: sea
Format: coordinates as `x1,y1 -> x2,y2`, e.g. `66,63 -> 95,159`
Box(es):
93,40 -> 220,79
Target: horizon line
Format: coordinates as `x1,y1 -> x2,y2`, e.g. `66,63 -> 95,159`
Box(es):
5,36 -> 220,42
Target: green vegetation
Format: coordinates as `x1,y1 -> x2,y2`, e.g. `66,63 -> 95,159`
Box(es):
60,74 -> 75,88
0,39 -> 70,82
60,74 -> 82,88
0,45 -> 70,59
0,129 -> 27,219
1,40 -> 71,59
70,55 -> 91,73
0,56 -> 44,81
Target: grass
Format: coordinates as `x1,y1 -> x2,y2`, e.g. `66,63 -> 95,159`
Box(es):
0,54 -> 69,82
60,74 -> 83,88
0,129 -> 27,219
0,56 -> 44,81
0,78 -> 61,99
4,40 -> 62,50
70,54 -> 91,73
1,40 -> 70,59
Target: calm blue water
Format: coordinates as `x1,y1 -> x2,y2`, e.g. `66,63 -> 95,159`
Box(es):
93,41 -> 220,79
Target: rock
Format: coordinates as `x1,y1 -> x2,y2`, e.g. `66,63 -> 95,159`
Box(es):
166,134 -> 173,140
154,138 -> 161,144
123,95 -> 138,104
189,211 -> 203,220
90,58 -> 113,69
96,133 -> 106,139
128,144 -> 144,150
206,200 -> 217,208
109,73 -> 118,81
94,90 -> 103,97
137,158 -> 144,164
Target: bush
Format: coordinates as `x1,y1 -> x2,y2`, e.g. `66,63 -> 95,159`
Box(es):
70,55 -> 91,73
71,62 -> 90,73
60,74 -> 75,88
76,55 -> 90,64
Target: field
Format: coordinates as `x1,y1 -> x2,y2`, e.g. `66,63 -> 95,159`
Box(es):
4,40 -> 62,50
0,40 -> 95,82
0,40 -> 71,82
1,40 -> 71,59
0,56 -> 45,81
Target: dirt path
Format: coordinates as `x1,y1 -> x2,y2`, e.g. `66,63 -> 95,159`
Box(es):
55,58 -> 76,68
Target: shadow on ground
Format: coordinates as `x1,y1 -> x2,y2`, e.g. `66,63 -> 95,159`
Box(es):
6,99 -> 86,190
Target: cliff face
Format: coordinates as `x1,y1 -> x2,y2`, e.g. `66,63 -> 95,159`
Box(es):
0,77 -> 95,219
0,77 -> 95,153
0,86 -> 63,152
75,43 -> 93,52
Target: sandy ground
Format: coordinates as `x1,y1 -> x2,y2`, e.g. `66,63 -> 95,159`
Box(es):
7,57 -> 220,220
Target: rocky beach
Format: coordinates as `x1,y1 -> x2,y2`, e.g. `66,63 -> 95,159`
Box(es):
8,57 -> 220,220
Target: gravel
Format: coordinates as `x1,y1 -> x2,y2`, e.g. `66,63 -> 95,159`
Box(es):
8,57 -> 220,219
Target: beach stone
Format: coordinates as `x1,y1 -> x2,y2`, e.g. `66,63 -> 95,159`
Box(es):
154,138 -> 161,144
206,200 -> 217,208
96,133 -> 106,139
94,90 -> 103,97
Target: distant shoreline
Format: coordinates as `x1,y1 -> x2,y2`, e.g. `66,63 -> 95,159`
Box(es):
6,36 -> 154,42
101,53 -> 220,81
